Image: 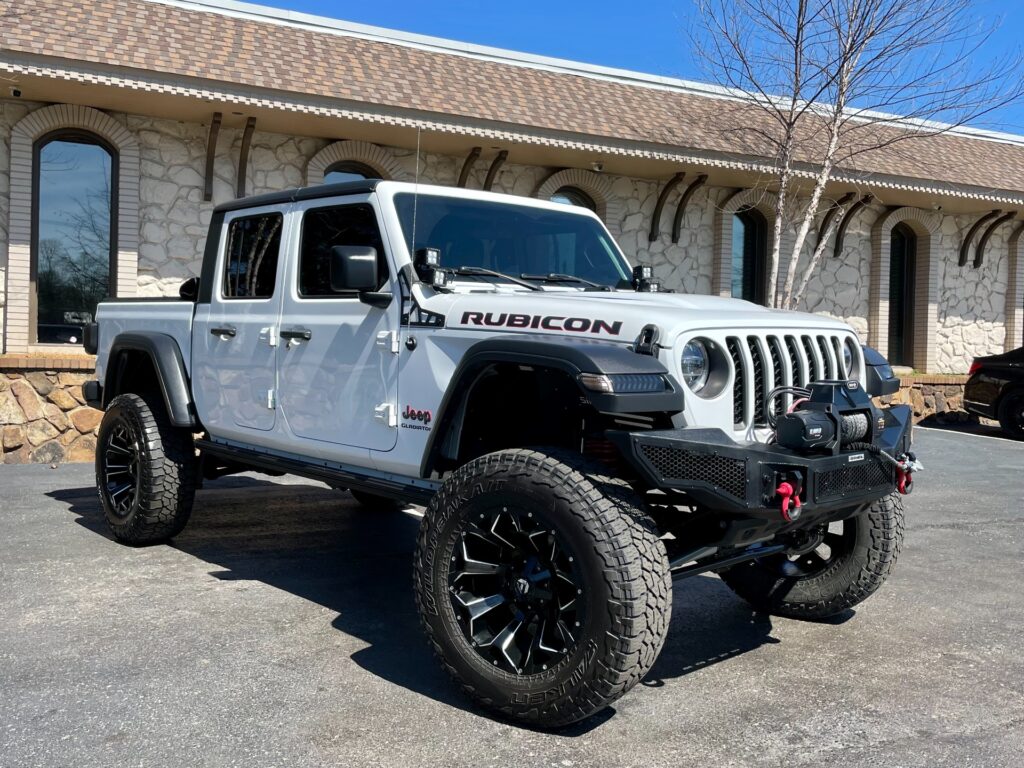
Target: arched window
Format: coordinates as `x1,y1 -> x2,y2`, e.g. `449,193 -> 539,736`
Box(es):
731,206 -> 767,304
33,129 -> 117,344
888,223 -> 917,366
550,185 -> 597,212
323,160 -> 379,184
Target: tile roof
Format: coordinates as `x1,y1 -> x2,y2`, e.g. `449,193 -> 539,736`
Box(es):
2,0 -> 1024,196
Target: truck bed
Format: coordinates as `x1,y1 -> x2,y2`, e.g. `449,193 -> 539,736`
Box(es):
94,299 -> 195,384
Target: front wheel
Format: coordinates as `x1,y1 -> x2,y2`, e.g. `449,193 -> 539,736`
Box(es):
414,449 -> 671,728
720,493 -> 904,619
95,393 -> 197,545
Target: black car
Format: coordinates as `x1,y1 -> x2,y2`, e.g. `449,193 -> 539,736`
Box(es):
964,346 -> 1024,439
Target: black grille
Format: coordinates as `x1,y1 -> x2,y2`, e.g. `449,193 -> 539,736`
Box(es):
832,336 -> 847,378
817,336 -> 834,379
814,459 -> 895,502
727,337 -> 745,426
802,336 -> 820,381
747,337 -> 767,426
639,444 -> 747,500
768,337 -> 785,419
785,335 -> 805,386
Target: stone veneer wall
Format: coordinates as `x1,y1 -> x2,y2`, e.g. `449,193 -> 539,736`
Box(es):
0,367 -> 101,464
877,375 -> 973,424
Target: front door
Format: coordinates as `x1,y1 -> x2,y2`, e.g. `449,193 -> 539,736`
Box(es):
192,207 -> 287,440
276,197 -> 400,453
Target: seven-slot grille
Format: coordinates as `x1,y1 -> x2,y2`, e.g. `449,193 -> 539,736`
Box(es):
727,333 -> 851,429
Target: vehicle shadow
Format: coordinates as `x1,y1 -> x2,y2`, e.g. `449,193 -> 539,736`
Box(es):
48,476 -> 787,732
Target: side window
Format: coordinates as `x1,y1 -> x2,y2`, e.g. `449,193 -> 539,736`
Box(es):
222,212 -> 283,299
299,203 -> 387,296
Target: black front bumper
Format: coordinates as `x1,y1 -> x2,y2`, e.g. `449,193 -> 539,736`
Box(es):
609,405 -> 913,517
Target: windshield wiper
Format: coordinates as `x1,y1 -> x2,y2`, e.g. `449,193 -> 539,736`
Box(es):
520,273 -> 612,291
452,266 -> 542,291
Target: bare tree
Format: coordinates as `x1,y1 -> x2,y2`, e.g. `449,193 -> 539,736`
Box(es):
693,0 -> 1024,308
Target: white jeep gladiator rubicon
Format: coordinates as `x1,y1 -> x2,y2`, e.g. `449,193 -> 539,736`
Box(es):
84,180 -> 918,727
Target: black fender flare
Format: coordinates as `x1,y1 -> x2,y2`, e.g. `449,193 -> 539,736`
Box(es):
104,332 -> 197,428
420,336 -> 683,477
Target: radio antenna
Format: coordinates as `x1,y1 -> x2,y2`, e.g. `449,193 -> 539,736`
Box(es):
410,125 -> 421,254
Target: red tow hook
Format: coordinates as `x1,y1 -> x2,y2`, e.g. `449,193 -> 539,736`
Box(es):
776,481 -> 802,522
897,467 -> 911,494
895,451 -> 922,495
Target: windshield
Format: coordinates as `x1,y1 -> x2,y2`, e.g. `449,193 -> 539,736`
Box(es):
394,193 -> 632,288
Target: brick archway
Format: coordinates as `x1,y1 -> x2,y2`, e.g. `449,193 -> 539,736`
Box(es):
870,207 -> 941,371
305,140 -> 406,184
713,188 -> 793,300
532,168 -> 623,235
4,104 -> 140,353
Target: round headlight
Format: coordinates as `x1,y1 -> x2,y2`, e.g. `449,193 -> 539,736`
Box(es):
681,339 -> 710,391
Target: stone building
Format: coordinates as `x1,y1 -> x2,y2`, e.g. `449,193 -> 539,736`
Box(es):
1,0 -> 1023,462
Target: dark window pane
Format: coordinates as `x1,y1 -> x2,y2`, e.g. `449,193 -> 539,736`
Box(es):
550,186 -> 597,212
394,193 -> 630,288
222,213 -> 283,298
731,208 -> 767,304
888,224 -> 917,366
299,204 -> 387,295
35,137 -> 114,344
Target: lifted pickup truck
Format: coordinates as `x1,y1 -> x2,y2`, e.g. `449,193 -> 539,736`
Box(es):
85,180 -> 918,727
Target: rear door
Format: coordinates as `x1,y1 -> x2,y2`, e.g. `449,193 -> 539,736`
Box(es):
192,206 -> 287,440
276,196 -> 400,453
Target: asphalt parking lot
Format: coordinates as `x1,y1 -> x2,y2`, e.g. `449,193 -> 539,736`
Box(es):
2,427 -> 1023,768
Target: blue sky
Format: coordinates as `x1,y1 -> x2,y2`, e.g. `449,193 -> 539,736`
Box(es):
254,0 -> 1024,134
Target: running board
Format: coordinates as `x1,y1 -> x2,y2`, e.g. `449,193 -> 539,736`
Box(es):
196,439 -> 440,505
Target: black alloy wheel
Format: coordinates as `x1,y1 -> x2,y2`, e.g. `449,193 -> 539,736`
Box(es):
101,420 -> 142,517
95,393 -> 197,545
414,448 -> 672,727
448,506 -> 585,675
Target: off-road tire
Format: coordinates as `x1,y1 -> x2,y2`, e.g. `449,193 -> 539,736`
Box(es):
413,448 -> 671,728
997,390 -> 1024,439
350,489 -> 403,511
95,393 -> 197,545
720,493 -> 904,619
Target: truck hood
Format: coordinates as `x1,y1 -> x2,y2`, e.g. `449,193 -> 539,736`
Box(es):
426,288 -> 854,345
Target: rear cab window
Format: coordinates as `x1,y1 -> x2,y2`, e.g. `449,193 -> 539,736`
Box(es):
221,212 -> 284,299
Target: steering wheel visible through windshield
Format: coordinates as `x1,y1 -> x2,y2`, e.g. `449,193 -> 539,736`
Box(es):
394,193 -> 632,289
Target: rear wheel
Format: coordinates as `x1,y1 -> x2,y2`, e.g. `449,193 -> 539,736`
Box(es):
414,448 -> 671,728
95,393 -> 197,545
720,493 -> 904,619
997,390 -> 1024,439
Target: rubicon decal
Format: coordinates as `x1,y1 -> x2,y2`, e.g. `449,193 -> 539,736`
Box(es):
460,312 -> 623,336
401,405 -> 433,431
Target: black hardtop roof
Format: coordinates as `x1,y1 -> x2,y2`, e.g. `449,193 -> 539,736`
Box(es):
212,179 -> 384,213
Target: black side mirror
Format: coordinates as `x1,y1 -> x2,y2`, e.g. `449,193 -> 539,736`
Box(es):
329,245 -> 379,292
179,277 -> 199,301
861,345 -> 900,397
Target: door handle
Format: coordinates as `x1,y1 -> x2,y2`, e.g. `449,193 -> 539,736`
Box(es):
280,328 -> 312,341
210,326 -> 236,338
